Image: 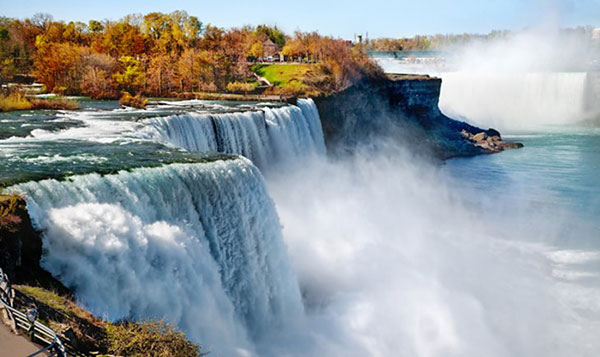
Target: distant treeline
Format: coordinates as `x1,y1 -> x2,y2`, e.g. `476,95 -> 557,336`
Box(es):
366,26 -> 597,51
0,11 -> 382,98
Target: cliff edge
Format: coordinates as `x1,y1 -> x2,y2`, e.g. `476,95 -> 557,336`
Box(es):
314,74 -> 522,159
0,195 -> 69,294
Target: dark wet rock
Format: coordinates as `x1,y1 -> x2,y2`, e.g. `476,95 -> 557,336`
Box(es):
0,195 -> 70,295
314,75 -> 522,159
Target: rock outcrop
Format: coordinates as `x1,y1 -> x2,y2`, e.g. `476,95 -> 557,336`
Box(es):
314,74 -> 522,159
461,130 -> 524,152
0,195 -> 69,295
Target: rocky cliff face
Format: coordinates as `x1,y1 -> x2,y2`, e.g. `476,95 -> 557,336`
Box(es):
314,75 -> 520,159
0,195 -> 69,294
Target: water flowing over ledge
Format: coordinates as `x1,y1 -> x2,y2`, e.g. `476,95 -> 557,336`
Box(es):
10,159 -> 304,355
142,98 -> 326,168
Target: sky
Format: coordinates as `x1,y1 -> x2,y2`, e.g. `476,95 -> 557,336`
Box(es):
1,0 -> 599,39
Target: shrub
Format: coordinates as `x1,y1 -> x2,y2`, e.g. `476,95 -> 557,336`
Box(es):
226,81 -> 256,94
119,92 -> 148,109
0,93 -> 32,111
105,320 -> 202,357
0,92 -> 80,111
29,97 -> 80,110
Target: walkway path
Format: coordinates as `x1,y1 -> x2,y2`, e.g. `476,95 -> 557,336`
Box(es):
0,320 -> 48,356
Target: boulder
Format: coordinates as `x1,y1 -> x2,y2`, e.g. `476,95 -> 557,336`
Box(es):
472,132 -> 488,142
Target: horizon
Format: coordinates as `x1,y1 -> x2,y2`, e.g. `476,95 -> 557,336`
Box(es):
1,0 -> 599,39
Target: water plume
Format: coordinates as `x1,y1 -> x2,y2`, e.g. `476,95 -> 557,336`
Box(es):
439,24 -> 598,129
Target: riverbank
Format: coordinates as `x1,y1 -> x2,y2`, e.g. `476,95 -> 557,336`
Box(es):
0,93 -> 79,112
176,90 -> 298,104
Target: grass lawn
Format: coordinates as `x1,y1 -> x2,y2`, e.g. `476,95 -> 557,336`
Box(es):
250,64 -> 312,87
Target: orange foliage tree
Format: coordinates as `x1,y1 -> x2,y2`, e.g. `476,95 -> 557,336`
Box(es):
4,10 -> 382,97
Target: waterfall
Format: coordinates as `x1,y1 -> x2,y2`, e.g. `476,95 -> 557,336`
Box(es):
142,99 -> 326,167
11,158 -> 304,355
439,72 -> 590,129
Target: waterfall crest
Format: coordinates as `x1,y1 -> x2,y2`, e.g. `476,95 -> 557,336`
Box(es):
12,159 -> 304,354
142,99 -> 325,167
439,72 -> 590,129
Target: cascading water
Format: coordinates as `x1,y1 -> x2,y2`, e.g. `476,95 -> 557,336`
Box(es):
438,72 -> 591,129
142,99 -> 326,168
6,84 -> 598,356
11,159 -> 304,355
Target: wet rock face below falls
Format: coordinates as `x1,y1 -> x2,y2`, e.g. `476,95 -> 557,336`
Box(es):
0,195 -> 69,294
0,196 -> 41,279
314,75 -> 523,158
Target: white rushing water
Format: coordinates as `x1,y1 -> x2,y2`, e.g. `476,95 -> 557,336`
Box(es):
8,96 -> 599,356
374,54 -> 596,130
438,72 -> 592,130
11,159 -> 304,355
142,98 -> 326,168
267,140 -> 600,357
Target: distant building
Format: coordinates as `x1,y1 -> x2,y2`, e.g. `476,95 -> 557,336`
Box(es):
592,28 -> 600,40
355,34 -> 363,44
263,39 -> 279,57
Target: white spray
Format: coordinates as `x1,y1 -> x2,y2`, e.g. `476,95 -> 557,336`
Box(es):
12,159 -> 304,356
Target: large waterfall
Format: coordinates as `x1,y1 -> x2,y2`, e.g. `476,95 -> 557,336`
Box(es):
439,72 -> 592,129
12,159 -> 304,355
8,88 -> 597,356
142,99 -> 326,168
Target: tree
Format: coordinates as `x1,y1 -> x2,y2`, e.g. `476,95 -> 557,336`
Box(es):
255,25 -> 285,48
30,13 -> 53,31
81,53 -> 118,98
93,22 -> 146,57
147,53 -> 177,95
33,42 -> 85,93
112,56 -> 145,94
248,41 -> 264,59
88,20 -> 104,33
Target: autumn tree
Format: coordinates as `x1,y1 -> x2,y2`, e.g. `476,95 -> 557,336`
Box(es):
112,56 -> 145,94
92,22 -> 146,57
34,30 -> 87,94
248,41 -> 264,59
81,53 -> 118,98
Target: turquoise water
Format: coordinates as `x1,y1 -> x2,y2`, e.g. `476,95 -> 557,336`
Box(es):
2,101 -> 599,355
444,126 -> 600,249
0,100 -> 269,187
0,99 -> 311,187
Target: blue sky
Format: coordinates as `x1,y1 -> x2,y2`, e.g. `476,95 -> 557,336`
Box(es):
1,0 -> 599,39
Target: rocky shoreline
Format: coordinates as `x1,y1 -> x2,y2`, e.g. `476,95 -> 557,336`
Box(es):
461,129 -> 524,153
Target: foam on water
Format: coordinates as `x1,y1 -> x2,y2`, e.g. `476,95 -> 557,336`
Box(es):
10,159 -> 304,355
5,91 -> 599,356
